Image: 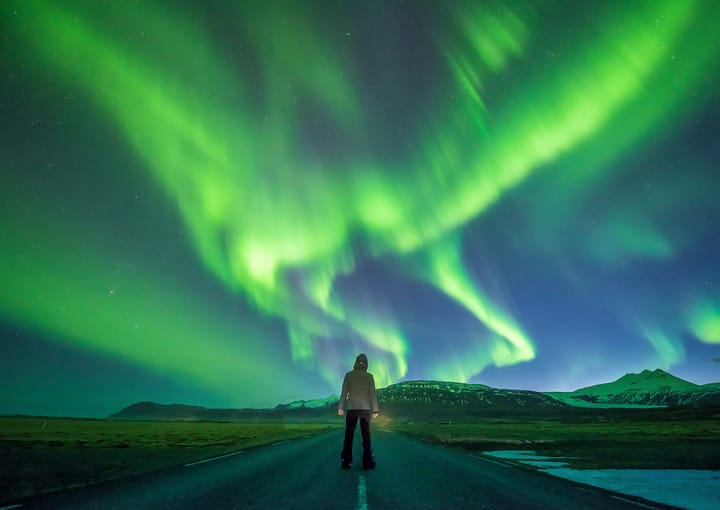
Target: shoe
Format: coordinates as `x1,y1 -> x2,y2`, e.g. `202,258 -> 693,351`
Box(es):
363,453 -> 376,470
341,462 -> 351,470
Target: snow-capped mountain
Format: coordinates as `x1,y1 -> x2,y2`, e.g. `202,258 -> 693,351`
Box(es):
545,369 -> 720,407
378,380 -> 567,415
254,370 -> 720,414
275,380 -> 568,417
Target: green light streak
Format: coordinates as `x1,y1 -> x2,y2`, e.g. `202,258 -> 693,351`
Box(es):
421,238 -> 534,376
349,326 -> 408,389
399,0 -> 700,252
0,201 -> 315,402
689,301 -> 720,344
430,333 -> 521,384
639,324 -> 685,369
321,294 -> 410,387
441,1 -> 530,106
10,1 -> 369,385
458,2 -> 528,72
508,5 -> 720,269
586,210 -> 673,266
6,0 -> 718,389
348,0 -> 710,270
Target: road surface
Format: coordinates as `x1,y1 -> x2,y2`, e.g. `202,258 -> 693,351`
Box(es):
14,428 -> 677,509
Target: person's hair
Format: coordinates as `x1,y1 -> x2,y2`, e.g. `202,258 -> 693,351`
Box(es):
354,353 -> 368,371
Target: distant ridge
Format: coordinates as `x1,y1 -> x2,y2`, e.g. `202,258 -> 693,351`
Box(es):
112,402 -> 207,420
109,369 -> 720,421
274,395 -> 339,410
107,402 -> 281,421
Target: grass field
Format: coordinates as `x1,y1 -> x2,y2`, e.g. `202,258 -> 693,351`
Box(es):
384,412 -> 720,470
0,417 -> 341,504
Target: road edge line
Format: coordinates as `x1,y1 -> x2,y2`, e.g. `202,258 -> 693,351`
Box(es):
184,449 -> 245,467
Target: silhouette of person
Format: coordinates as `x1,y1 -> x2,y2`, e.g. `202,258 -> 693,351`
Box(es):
338,353 -> 379,470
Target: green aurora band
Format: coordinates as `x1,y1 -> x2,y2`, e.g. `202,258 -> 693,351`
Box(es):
0,202 -> 319,402
3,0 -> 719,394
689,301 -> 720,345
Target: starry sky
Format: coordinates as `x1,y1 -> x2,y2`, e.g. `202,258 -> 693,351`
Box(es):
1,0 -> 719,417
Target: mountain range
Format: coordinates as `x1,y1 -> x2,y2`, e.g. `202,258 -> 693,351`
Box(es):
109,369 -> 720,421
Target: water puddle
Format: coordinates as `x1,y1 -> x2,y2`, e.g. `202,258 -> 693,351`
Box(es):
484,450 -> 719,510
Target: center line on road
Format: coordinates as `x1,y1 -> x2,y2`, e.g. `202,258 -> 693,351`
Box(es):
184,450 -> 245,467
0,504 -> 24,510
357,474 -> 368,510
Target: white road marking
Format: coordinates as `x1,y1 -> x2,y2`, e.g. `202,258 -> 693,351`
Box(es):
610,495 -> 662,509
0,504 -> 23,510
465,453 -> 511,468
184,450 -> 245,467
271,440 -> 290,446
357,473 -> 368,510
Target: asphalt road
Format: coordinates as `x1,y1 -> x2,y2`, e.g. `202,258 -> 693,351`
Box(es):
15,428 -> 676,509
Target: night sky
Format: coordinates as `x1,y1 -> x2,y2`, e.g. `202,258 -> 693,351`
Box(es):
2,0 -> 719,417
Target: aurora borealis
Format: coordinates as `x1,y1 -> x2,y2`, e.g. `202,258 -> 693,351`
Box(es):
1,0 -> 719,416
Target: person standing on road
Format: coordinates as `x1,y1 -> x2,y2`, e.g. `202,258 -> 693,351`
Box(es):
338,353 -> 379,470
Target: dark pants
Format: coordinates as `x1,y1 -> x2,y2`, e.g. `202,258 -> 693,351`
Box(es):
341,409 -> 373,466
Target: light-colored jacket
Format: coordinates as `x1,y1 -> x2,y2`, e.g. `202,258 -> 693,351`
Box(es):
338,369 -> 379,412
